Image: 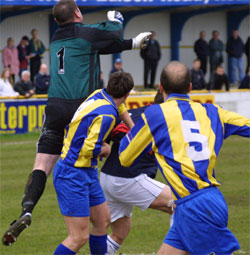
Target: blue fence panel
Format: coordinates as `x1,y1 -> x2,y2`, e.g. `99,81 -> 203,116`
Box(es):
0,99 -> 47,134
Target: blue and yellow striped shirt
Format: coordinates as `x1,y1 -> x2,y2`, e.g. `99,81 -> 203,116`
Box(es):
119,93 -> 250,200
61,89 -> 124,168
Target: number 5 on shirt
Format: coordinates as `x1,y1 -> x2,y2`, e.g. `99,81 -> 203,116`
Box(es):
181,120 -> 210,161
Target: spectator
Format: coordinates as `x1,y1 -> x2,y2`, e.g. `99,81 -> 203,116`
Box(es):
17,36 -> 30,77
191,59 -> 206,90
208,65 -> 229,91
14,70 -> 35,97
239,67 -> 250,89
226,30 -> 244,86
140,31 -> 161,89
29,29 -> 45,83
2,37 -> 20,83
194,31 -> 209,75
245,36 -> 250,74
110,58 -> 124,75
34,63 -> 50,94
0,68 -> 19,97
209,30 -> 224,73
100,71 -> 104,88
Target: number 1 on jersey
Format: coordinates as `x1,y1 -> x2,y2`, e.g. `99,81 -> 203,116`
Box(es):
57,47 -> 65,74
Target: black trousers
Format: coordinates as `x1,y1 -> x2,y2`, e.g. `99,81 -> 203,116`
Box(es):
246,56 -> 249,74
197,55 -> 208,75
144,59 -> 158,89
30,57 -> 41,83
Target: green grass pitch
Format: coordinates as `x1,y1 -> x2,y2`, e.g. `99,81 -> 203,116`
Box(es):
0,133 -> 249,255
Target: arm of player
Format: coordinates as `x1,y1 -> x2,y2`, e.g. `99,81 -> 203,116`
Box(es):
84,11 -> 124,43
119,113 -> 152,167
118,104 -> 134,129
98,32 -> 152,54
82,115 -> 116,158
99,142 -> 111,158
217,105 -> 250,139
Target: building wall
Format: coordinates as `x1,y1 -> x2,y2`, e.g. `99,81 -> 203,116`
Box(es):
0,8 -> 249,86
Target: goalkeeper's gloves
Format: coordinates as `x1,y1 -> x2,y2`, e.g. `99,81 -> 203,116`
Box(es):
132,32 -> 152,49
107,11 -> 124,24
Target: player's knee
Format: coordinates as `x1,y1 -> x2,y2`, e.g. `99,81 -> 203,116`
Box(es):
92,214 -> 110,233
69,232 -> 89,248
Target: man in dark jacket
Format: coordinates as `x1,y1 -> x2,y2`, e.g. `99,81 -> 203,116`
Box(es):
209,30 -> 224,73
226,30 -> 244,85
140,31 -> 161,89
14,70 -> 34,97
194,31 -> 209,75
245,36 -> 250,74
34,63 -> 50,94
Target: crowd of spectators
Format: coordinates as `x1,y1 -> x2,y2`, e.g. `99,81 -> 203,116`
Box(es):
192,30 -> 249,91
1,28 -> 249,97
1,29 -> 49,97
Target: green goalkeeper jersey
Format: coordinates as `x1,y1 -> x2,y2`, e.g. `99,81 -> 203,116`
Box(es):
48,21 -> 132,100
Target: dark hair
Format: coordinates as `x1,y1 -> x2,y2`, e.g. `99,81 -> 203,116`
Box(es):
212,30 -> 218,36
106,72 -> 134,98
31,29 -> 37,34
154,89 -> 164,104
22,36 -> 29,41
160,61 -> 191,95
53,0 -> 78,25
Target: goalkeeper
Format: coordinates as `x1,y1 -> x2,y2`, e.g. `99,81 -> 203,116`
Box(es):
2,0 -> 150,246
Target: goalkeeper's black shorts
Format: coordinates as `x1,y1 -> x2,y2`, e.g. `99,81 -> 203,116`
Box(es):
37,98 -> 85,155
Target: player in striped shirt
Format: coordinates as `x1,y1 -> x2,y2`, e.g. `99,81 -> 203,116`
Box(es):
119,61 -> 250,255
53,72 -> 134,255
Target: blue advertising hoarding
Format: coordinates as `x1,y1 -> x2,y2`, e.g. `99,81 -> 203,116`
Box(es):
0,0 -> 249,5
0,99 -> 47,134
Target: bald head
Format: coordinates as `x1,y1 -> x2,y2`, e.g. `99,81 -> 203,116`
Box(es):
40,63 -> 48,75
160,61 -> 191,95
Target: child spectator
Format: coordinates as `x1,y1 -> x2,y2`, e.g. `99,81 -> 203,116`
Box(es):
208,65 -> 229,91
34,63 -> 50,94
190,59 -> 206,90
17,36 -> 30,77
0,68 -> 19,97
110,58 -> 124,76
2,37 -> 20,83
14,70 -> 35,98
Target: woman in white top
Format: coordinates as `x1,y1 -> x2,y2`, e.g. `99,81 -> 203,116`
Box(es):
0,68 -> 19,97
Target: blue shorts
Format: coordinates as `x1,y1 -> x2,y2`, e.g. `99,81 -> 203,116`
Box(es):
164,187 -> 240,254
53,159 -> 106,217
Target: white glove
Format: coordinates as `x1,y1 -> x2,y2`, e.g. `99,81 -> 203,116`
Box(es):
107,11 -> 124,24
132,32 -> 152,49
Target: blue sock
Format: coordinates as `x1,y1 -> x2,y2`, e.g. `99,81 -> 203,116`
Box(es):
54,243 -> 76,255
89,234 -> 107,255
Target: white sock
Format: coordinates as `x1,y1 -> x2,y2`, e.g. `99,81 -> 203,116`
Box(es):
107,235 -> 121,255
